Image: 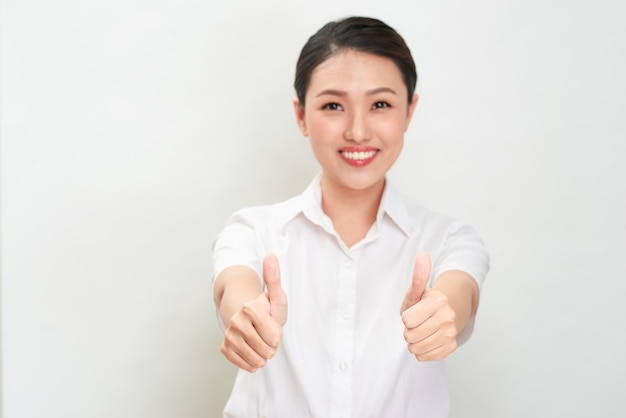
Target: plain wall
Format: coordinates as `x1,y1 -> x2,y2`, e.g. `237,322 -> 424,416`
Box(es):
2,0 -> 625,417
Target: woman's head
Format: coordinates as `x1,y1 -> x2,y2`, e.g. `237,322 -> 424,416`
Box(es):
294,16 -> 417,107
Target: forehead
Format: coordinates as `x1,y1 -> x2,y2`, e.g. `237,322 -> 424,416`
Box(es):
307,50 -> 406,95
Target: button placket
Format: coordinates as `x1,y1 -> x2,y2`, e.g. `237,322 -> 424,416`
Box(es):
330,252 -> 357,418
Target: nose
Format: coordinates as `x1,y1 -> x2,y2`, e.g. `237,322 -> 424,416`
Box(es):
344,109 -> 371,143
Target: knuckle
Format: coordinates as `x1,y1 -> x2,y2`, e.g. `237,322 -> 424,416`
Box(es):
264,346 -> 277,359
221,347 -> 239,366
445,324 -> 458,339
267,328 -> 283,348
221,335 -> 236,351
223,330 -> 234,342
241,304 -> 257,318
447,309 -> 457,323
269,337 -> 280,348
229,323 -> 244,335
228,317 -> 245,333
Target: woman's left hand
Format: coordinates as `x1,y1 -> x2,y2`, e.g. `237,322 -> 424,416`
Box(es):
400,253 -> 458,361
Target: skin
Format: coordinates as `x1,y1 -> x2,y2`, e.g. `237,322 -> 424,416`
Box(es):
214,49 -> 480,371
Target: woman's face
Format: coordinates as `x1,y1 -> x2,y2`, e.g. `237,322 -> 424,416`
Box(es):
294,50 -> 417,196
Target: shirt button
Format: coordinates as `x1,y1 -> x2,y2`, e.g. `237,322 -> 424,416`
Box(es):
344,258 -> 352,266
339,361 -> 347,371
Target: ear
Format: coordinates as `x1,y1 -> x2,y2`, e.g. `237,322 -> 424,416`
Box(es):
293,97 -> 308,137
404,93 -> 419,131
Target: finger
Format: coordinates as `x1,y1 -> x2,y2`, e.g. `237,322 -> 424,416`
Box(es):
263,253 -> 283,304
402,252 -> 432,311
408,330 -> 458,361
403,316 -> 438,344
239,318 -> 280,357
240,302 -> 283,348
414,345 -> 455,362
222,321 -> 277,367
220,342 -> 262,373
403,289 -> 455,329
263,253 -> 288,324
401,289 -> 429,328
221,329 -> 267,370
252,316 -> 283,349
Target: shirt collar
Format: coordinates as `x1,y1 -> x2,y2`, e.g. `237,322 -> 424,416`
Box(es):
271,173 -> 411,236
377,180 -> 411,236
269,174 -> 322,232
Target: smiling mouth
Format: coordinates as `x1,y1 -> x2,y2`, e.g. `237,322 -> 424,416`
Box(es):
339,148 -> 379,167
340,150 -> 378,161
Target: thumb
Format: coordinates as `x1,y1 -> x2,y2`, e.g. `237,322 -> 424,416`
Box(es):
401,252 -> 431,312
263,253 -> 287,324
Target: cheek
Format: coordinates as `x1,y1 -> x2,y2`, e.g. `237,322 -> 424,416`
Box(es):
377,115 -> 408,140
306,114 -> 342,141
305,116 -> 330,155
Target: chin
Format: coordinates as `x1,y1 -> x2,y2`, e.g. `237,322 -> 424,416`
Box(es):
340,175 -> 386,192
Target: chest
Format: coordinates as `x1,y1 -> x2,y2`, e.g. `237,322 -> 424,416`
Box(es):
272,227 -> 421,338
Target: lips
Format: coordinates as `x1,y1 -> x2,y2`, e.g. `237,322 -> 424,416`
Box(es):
339,147 -> 379,167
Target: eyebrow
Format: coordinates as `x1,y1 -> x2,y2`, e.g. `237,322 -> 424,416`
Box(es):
316,87 -> 398,97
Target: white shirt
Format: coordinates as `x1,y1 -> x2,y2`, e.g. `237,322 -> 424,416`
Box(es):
212,175 -> 489,418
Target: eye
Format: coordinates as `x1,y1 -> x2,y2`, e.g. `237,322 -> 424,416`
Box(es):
322,102 -> 343,111
372,101 -> 391,109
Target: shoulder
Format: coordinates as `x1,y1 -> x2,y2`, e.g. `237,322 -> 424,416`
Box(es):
225,205 -> 273,227
410,201 -> 486,250
405,201 -> 490,284
383,180 -> 461,235
398,194 -> 462,237
224,193 -> 304,232
391,189 -> 487,254
212,195 -> 304,278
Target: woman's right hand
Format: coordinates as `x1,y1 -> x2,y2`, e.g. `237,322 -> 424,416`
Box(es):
220,253 -> 288,372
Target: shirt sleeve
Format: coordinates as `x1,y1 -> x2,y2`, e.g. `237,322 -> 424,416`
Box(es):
432,221 -> 490,288
431,221 -> 490,345
211,208 -> 266,332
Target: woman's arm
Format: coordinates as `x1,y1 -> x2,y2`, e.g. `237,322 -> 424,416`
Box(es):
214,266 -> 265,328
432,270 -> 480,333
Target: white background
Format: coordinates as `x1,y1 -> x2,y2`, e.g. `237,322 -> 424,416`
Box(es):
2,0 -> 625,417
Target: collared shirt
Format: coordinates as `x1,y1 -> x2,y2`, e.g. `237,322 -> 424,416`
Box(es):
212,175 -> 490,418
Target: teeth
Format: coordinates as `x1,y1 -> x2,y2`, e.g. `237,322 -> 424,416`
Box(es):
343,150 -> 376,160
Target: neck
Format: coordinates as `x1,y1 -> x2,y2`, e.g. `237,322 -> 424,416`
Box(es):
320,176 -> 385,247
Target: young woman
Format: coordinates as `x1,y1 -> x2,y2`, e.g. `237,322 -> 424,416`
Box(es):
213,16 -> 489,418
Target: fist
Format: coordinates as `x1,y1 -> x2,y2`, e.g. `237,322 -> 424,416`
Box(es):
400,253 -> 458,361
221,253 -> 288,372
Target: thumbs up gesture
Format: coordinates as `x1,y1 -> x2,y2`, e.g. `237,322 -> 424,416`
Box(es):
220,253 -> 288,372
400,253 -> 459,361
261,253 -> 288,327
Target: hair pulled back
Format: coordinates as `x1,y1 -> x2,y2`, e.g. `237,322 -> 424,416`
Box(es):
294,16 -> 418,106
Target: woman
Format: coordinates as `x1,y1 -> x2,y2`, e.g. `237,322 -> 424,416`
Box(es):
213,16 -> 489,418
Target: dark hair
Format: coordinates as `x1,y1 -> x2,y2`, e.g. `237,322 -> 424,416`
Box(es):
294,16 -> 417,106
